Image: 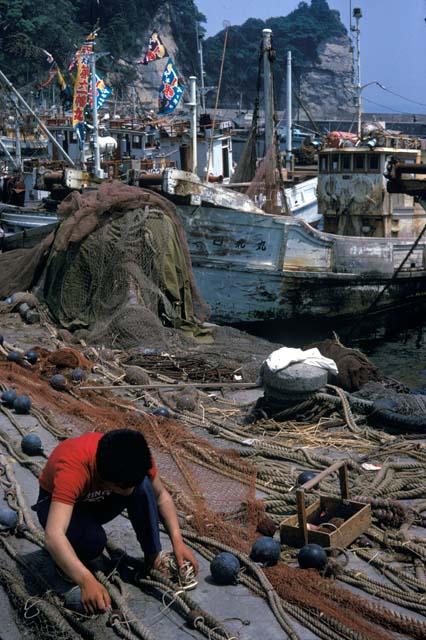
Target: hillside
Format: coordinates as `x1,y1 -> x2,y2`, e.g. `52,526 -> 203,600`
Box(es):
203,0 -> 354,116
0,0 -> 354,117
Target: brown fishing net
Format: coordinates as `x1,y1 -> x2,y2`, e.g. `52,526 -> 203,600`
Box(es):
246,143 -> 287,215
306,338 -> 382,391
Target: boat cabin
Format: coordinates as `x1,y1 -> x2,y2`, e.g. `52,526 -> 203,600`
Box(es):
317,146 -> 424,238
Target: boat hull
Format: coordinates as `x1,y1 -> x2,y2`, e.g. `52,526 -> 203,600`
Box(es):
177,205 -> 426,323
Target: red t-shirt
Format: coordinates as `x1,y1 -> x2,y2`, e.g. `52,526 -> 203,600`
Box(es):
39,432 -> 157,506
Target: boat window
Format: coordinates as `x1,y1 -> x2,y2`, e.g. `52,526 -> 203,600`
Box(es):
354,154 -> 366,171
368,154 -> 380,171
331,154 -> 339,172
340,154 -> 351,172
319,154 -> 328,172
132,135 -> 142,149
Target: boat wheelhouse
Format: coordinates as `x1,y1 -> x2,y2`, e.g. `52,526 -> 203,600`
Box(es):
317,141 -> 424,238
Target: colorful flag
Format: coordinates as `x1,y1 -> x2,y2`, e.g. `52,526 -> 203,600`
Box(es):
158,59 -> 184,115
72,40 -> 93,129
138,30 -> 167,65
94,75 -> 112,109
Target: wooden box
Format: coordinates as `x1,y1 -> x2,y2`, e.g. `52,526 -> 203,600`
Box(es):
280,461 -> 371,549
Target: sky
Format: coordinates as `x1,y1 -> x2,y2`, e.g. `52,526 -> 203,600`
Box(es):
196,0 -> 426,113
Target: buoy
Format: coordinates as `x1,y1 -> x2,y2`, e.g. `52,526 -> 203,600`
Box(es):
210,552 -> 240,585
7,351 -> 22,363
13,395 -> 32,415
21,433 -> 43,456
50,374 -> 67,391
64,586 -> 85,613
25,350 -> 38,365
296,471 -> 317,486
250,536 -> 281,566
298,544 -> 327,570
0,507 -> 18,531
152,406 -> 170,418
71,367 -> 85,382
1,389 -> 17,408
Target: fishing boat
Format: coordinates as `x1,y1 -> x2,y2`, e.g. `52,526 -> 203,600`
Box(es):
161,18 -> 426,324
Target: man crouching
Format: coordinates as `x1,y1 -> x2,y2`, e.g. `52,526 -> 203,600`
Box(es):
33,429 -> 198,613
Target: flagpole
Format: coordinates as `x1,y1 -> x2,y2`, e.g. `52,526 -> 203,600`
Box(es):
91,46 -> 101,178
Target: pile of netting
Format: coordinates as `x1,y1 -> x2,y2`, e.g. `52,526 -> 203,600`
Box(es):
1,350 -> 426,640
0,181 -> 209,347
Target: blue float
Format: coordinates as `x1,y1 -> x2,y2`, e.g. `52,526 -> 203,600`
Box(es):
210,552 -> 240,585
1,389 -> 17,407
25,351 -> 38,365
250,536 -> 281,566
14,395 -> 32,415
7,351 -> 21,363
0,507 -> 18,531
50,374 -> 67,391
298,544 -> 327,570
71,367 -> 85,382
296,470 -> 317,486
21,433 -> 43,456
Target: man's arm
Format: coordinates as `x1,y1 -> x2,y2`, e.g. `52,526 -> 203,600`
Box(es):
44,501 -> 111,614
151,475 -> 199,573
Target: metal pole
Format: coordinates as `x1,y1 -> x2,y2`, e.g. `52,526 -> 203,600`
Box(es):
353,10 -> 362,138
14,101 -> 22,171
286,50 -> 293,171
262,28 -> 274,152
196,25 -> 206,113
91,50 -> 101,178
0,138 -> 18,170
0,68 -> 75,167
189,76 -> 198,175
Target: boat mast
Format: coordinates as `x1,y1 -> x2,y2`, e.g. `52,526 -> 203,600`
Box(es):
286,50 -> 293,171
189,76 -> 198,175
351,6 -> 363,138
262,28 -> 274,151
0,68 -> 76,167
196,23 -> 206,113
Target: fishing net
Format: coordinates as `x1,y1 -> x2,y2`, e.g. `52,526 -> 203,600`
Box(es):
246,143 -> 286,214
1,358 -> 425,640
0,181 -> 210,348
41,182 -> 209,345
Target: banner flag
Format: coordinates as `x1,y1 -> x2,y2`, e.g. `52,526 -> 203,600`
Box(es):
88,74 -> 112,109
138,30 -> 167,65
158,59 -> 184,115
72,40 -> 93,128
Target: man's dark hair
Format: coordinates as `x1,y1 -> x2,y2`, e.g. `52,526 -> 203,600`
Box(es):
96,429 -> 153,487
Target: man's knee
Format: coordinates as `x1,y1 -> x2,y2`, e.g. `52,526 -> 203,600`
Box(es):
69,522 -> 107,562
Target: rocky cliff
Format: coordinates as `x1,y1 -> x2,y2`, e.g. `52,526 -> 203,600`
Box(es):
295,36 -> 355,118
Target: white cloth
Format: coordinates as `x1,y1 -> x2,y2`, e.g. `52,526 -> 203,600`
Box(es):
264,347 -> 338,375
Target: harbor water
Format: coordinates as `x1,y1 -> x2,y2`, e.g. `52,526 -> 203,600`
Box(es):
242,304 -> 426,389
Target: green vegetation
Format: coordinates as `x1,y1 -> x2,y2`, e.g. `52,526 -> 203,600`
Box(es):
0,0 -> 343,107
203,0 -> 347,108
0,0 -> 205,91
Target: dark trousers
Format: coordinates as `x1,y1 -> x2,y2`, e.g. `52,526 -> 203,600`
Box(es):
34,477 -> 162,563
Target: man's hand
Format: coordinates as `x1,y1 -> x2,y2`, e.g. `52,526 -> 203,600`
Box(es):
79,573 -> 111,614
173,541 -> 199,574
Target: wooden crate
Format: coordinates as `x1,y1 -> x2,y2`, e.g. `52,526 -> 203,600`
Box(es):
280,461 -> 371,549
